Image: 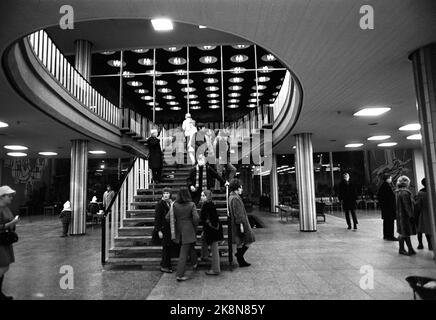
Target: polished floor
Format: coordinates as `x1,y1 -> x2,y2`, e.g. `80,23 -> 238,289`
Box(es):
3,209 -> 436,300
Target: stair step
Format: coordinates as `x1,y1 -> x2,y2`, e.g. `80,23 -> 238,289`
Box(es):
105,256 -> 231,267
130,200 -> 227,207
127,208 -> 228,217
123,216 -> 229,226
109,245 -> 229,258
134,193 -> 227,199
114,234 -> 229,246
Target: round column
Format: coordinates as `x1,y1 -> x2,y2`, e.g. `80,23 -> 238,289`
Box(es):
270,153 -> 279,212
294,133 -> 317,231
70,140 -> 88,235
74,39 -> 92,81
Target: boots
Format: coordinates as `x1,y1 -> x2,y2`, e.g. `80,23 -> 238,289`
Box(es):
426,235 -> 433,250
235,245 -> 251,267
417,233 -> 424,249
405,237 -> 416,255
399,238 -> 408,255
0,275 -> 13,300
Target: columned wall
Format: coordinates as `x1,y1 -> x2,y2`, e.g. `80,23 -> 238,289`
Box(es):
270,154 -> 279,212
74,39 -> 92,81
70,140 -> 88,235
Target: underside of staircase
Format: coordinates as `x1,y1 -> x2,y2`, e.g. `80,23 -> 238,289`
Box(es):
106,163 -> 231,268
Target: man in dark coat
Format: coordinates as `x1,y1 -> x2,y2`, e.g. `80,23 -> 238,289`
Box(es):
338,172 -> 359,230
377,174 -> 398,241
187,154 -> 228,204
146,128 -> 163,183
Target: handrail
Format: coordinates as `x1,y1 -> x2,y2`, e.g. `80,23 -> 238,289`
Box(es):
225,185 -> 233,268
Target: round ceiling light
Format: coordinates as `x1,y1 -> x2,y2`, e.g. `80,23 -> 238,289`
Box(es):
354,107 -> 391,117
168,101 -> 179,106
229,85 -> 242,91
209,105 -> 220,109
228,104 -> 239,109
89,150 -> 106,154
407,134 -> 422,140
229,77 -> 244,83
155,107 -> 163,111
204,78 -> 218,84
190,101 -> 200,105
230,54 -> 248,63
367,135 -> 391,141
131,48 -> 149,53
0,121 -> 9,128
163,95 -> 175,100
257,76 -> 270,82
7,152 -> 27,157
230,67 -> 246,74
101,51 -> 115,55
399,123 -> 421,131
4,145 -> 28,151
127,81 -> 142,87
378,142 -> 397,147
228,99 -> 240,103
272,92 -> 279,96
202,68 -> 218,75
248,98 -> 258,103
138,58 -> 154,66
155,80 -> 167,86
122,71 -> 134,78
169,57 -> 187,65
198,45 -> 216,51
178,78 -> 193,85
261,54 -> 277,62
276,85 -> 282,90
174,69 -> 187,76
247,104 -> 256,108
207,93 -> 219,98
206,86 -> 219,92
107,60 -> 126,67
228,93 -> 241,98
165,46 -> 182,52
250,92 -> 263,97
258,66 -> 273,73
145,70 -> 161,77
345,143 -> 364,148
181,87 -> 196,93
170,106 -> 182,110
191,106 -> 201,110
135,89 -> 148,94
184,94 -> 198,99
252,85 -> 267,90
147,102 -> 159,106
158,88 -> 172,93
269,98 -> 276,102
38,152 -> 58,156
200,56 -> 218,64
232,44 -> 250,49
208,99 -> 220,104
141,95 -> 153,100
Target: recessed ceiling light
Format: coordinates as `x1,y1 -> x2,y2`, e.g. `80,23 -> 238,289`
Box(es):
155,80 -> 167,86
4,145 -> 28,150
262,54 -> 276,62
259,66 -> 274,73
138,58 -> 154,66
353,107 -> 391,116
198,45 -> 216,50
209,105 -> 220,109
229,77 -> 244,83
178,78 -> 193,85
184,94 -> 198,99
228,104 -> 239,109
131,48 -> 149,53
230,67 -> 246,74
292,146 -> 296,149
101,51 -> 115,55
407,134 -> 422,140
269,98 -> 276,102
232,44 -> 250,49
377,142 -> 397,147
231,54 -> 248,63
229,99 -> 240,103
151,18 -> 173,31
163,95 -> 175,100
200,56 -> 218,64
158,88 -> 172,93
248,98 -> 258,103
204,78 -> 218,84
191,106 -> 201,110
145,70 -> 161,77
345,143 -> 363,148
252,85 -> 267,90
247,104 -> 256,108
122,71 -> 134,78
258,76 -> 270,82
208,99 -> 220,104
127,81 -> 142,87
141,95 -> 153,101
198,25 -> 207,29
89,150 -> 106,154
181,87 -> 196,93
272,92 -> 279,96
190,101 -> 200,105
170,106 -> 182,110
165,46 -> 182,52
399,123 -> 421,131
107,60 -> 126,67
38,152 -> 58,156
206,86 -> 219,91
0,121 -> 9,128
168,101 -> 179,106
229,85 -> 242,91
155,107 -> 163,111
169,57 -> 186,65
207,93 -> 219,98
250,92 -> 263,97
7,152 -> 27,157
135,89 -> 148,94
202,68 -> 218,75
147,102 -> 159,106
276,85 -> 282,90
228,93 -> 241,97
367,135 -> 391,141
174,69 -> 187,76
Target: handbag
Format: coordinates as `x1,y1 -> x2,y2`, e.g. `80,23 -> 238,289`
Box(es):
0,229 -> 18,245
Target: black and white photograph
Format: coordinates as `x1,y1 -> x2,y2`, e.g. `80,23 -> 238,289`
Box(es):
0,0 -> 436,306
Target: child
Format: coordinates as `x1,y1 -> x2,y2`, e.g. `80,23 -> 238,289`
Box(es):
59,201 -> 72,237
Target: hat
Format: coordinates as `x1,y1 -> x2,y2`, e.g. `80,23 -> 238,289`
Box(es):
91,196 -> 98,203
151,128 -> 158,135
0,186 -> 16,197
63,201 -> 71,211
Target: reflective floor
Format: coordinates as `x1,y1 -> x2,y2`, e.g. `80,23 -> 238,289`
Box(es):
4,209 -> 436,300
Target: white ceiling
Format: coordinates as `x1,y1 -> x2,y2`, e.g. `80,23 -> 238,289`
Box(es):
0,0 -> 435,158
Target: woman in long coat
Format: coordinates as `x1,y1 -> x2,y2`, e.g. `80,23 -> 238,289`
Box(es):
395,176 -> 417,256
415,178 -> 433,250
377,174 -> 397,240
168,187 -> 199,281
146,128 -> 163,183
0,186 -> 19,300
228,179 -> 255,267
200,190 -> 223,275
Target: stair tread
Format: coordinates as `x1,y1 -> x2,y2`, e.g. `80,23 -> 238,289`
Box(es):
110,245 -> 229,251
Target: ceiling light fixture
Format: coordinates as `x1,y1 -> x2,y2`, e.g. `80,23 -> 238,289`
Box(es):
228,99 -> 240,103
168,101 -> 179,106
206,86 -> 219,91
247,104 -> 256,108
184,94 -> 198,99
165,46 -> 182,52
135,89 -> 148,94
141,95 -> 153,100
262,54 -> 276,62
345,143 -> 364,148
367,135 -> 391,141
202,68 -> 218,75
200,56 -> 218,64
229,85 -> 242,91
228,93 -> 241,97
208,99 -> 220,104
163,95 -> 175,100
127,81 -> 142,87
228,104 -> 239,109
181,87 -> 196,93
89,150 -> 106,154
155,80 -> 167,86
198,25 -> 207,29
7,152 -> 27,157
191,106 -> 201,110
252,85 -> 267,90
0,121 -> 9,128
190,101 -> 200,105
170,106 -> 182,110
4,145 -> 28,150
229,77 -> 244,83
101,51 -> 115,55
158,88 -> 171,93
169,57 -> 186,65
407,134 -> 422,140
399,123 -> 421,131
178,78 -> 193,85
209,105 -> 220,109
230,67 -> 246,74
204,78 -> 218,84
258,66 -> 273,73
377,142 -> 397,147
39,152 -> 58,156
232,44 -> 250,49
147,102 -> 159,106
131,48 -> 149,53
155,107 -> 163,111
207,93 -> 219,98
198,45 -> 216,50
138,58 -> 154,66
122,71 -> 134,78
257,76 -> 270,82
151,18 -> 173,31
231,54 -> 248,63
107,60 -> 126,67
353,107 -> 391,117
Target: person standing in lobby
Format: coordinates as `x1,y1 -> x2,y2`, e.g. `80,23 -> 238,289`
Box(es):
415,178 -> 433,251
146,128 -> 164,184
169,187 -> 199,282
338,173 -> 359,230
228,179 -> 255,267
377,174 -> 398,241
0,186 -> 19,300
182,113 -> 197,164
395,176 -> 417,256
103,184 -> 115,211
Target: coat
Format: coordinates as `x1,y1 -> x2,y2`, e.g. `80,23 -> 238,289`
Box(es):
172,202 -> 199,244
415,188 -> 432,235
229,192 -> 255,246
0,206 -> 15,267
153,199 -> 174,246
338,180 -> 357,210
377,181 -> 396,220
395,188 -> 416,236
145,136 -> 163,169
187,165 -> 226,203
200,201 -> 223,245
59,209 -> 72,224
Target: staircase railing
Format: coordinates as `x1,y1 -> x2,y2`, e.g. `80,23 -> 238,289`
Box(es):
101,157 -> 150,265
226,185 -> 234,268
